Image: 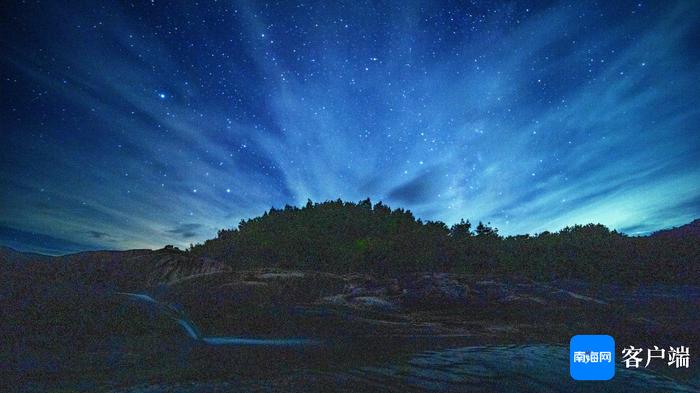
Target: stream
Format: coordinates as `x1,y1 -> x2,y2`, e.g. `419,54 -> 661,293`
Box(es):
118,292 -> 319,346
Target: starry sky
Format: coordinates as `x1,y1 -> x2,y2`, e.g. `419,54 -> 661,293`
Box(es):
1,1 -> 699,254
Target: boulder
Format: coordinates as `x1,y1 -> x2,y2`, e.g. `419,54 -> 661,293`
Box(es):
319,294 -> 399,312
471,280 -> 511,303
352,296 -> 399,312
498,294 -> 546,306
547,289 -> 608,306
346,284 -> 387,297
400,273 -> 469,308
320,294 -> 349,306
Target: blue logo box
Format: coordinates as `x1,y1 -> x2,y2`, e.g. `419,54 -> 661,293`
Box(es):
570,335 -> 615,380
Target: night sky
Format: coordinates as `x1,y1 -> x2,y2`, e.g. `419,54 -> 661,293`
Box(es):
1,1 -> 699,254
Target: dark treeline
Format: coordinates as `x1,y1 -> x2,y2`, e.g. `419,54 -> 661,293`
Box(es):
189,199 -> 699,284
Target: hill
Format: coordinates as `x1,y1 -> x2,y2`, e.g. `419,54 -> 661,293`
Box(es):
0,246 -> 51,264
189,199 -> 700,285
2,200 -> 698,390
652,219 -> 700,239
2,200 -> 698,285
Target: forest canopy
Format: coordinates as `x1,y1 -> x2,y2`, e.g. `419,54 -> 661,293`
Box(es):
189,199 -> 699,284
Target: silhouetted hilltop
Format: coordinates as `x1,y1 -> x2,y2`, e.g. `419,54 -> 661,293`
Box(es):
0,246 -> 51,264
2,200 -> 697,285
652,219 -> 700,239
0,247 -> 229,295
190,199 -> 700,284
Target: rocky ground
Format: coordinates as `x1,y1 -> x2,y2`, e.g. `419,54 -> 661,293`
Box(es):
158,268 -> 699,349
2,247 -> 699,391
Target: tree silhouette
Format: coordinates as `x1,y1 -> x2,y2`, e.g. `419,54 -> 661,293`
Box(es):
189,199 -> 699,284
450,219 -> 472,238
